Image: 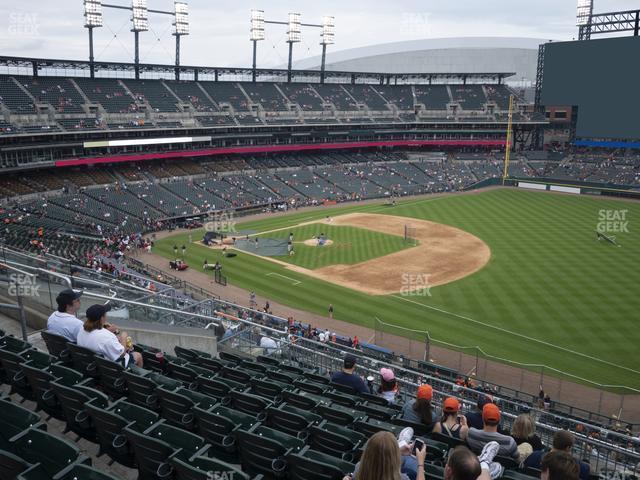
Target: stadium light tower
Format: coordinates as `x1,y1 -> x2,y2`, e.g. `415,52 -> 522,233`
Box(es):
250,9 -> 265,82
577,0 -> 594,39
320,15 -> 334,84
83,0 -> 103,78
131,0 -> 149,79
173,1 -> 189,80
287,12 -> 302,82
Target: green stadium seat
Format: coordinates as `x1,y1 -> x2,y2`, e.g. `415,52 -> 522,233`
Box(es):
316,403 -> 367,425
155,386 -> 200,430
139,350 -> 167,374
10,428 -> 90,478
395,417 -> 441,437
0,398 -> 46,449
184,363 -> 217,379
20,362 -> 87,420
0,448 -> 42,480
293,378 -> 328,395
329,381 -> 357,395
40,331 -> 73,365
495,455 -> 520,469
86,398 -> 159,467
357,402 -> 398,421
196,375 -> 245,400
223,390 -> 272,416
424,462 -> 445,479
266,369 -> 300,384
235,424 -> 305,478
123,370 -> 161,410
167,362 -> 200,388
193,404 -> 257,463
256,355 -> 281,367
324,391 -> 359,408
0,335 -> 32,354
306,422 -> 366,461
147,371 -> 182,391
359,391 -> 393,407
50,382 -> 108,442
67,344 -> 100,379
219,366 -> 254,384
123,426 -> 178,480
144,420 -> 209,458
281,390 -> 330,410
249,377 -> 293,401
277,363 -> 305,376
241,360 -> 269,375
171,455 -> 251,480
422,437 -> 449,462
54,464 -> 122,480
353,418 -> 405,437
94,357 -> 127,399
191,356 -> 228,373
257,403 -> 322,437
174,346 -> 205,363
286,445 -> 355,480
218,351 -> 244,364
0,348 -> 35,399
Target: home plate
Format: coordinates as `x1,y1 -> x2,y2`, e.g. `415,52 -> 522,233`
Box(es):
266,272 -> 301,285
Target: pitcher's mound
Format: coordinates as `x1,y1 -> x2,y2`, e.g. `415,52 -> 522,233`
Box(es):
303,238 -> 334,247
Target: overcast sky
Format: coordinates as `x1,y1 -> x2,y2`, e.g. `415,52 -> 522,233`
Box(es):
0,1 -> 637,68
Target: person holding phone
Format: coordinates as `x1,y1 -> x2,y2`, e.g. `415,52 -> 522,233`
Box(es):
342,430 -> 428,480
432,397 -> 469,441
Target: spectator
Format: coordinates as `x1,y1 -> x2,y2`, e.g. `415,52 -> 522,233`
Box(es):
77,304 -> 143,367
378,368 -> 399,405
331,354 -> 369,394
467,404 -> 519,460
511,413 -> 544,452
433,397 -> 469,441
466,396 -> 494,431
259,335 -> 279,355
525,430 -> 590,480
344,430 -> 427,480
445,444 -> 502,480
401,384 -> 438,432
47,289 -> 83,342
540,450 -> 579,480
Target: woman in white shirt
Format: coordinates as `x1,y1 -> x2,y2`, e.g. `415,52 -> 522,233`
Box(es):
77,304 -> 143,368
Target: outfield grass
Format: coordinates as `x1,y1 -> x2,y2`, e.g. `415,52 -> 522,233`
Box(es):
154,189 -> 640,390
255,223 -> 411,269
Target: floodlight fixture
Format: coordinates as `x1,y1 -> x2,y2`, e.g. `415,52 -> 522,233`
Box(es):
321,15 -> 335,45
174,1 -> 189,35
576,0 -> 593,26
288,12 -> 301,43
131,0 -> 149,32
250,9 -> 265,41
84,0 -> 103,28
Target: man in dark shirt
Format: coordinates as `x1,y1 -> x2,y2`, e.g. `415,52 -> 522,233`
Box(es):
525,430 -> 590,480
330,354 -> 369,394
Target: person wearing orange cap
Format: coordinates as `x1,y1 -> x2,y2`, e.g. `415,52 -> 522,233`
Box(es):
433,397 -> 469,441
401,384 -> 439,432
467,403 -> 519,461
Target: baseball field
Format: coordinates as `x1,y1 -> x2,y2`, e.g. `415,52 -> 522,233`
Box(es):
153,188 -> 640,390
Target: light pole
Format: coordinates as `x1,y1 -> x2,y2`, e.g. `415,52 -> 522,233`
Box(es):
83,0 -> 103,79
320,16 -> 334,84
173,1 -> 189,80
250,9 -> 265,82
131,0 -> 149,80
286,13 -> 302,83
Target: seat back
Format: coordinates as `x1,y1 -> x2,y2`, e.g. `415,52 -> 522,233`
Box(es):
123,427 -> 176,480
317,403 -> 366,425
124,371 -> 160,410
67,343 -> 100,378
0,349 -> 32,398
260,404 -> 321,438
40,331 -> 72,363
226,390 -> 272,416
167,363 -> 199,387
196,376 -> 236,400
353,418 -> 404,437
50,382 -> 108,441
11,428 -> 84,478
249,378 -> 291,401
307,423 -> 366,459
145,421 -> 208,459
173,346 -> 200,363
155,387 -> 197,430
220,366 -> 253,383
286,447 -> 355,480
94,357 -> 127,398
0,335 -> 32,354
0,398 -> 45,448
193,404 -> 256,461
0,449 -> 35,480
235,426 -> 304,478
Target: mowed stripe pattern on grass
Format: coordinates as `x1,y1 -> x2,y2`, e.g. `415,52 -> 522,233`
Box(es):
257,223 -> 411,270
154,189 -> 640,389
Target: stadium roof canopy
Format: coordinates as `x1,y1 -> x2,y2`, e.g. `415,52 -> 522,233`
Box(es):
292,36 -> 547,84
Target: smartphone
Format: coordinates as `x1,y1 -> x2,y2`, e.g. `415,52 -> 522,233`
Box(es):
412,438 -> 424,455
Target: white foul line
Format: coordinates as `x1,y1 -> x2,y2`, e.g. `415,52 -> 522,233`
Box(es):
391,294 -> 640,376
266,272 -> 301,285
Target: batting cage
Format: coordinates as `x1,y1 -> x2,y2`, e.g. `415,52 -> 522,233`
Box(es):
234,237 -> 289,257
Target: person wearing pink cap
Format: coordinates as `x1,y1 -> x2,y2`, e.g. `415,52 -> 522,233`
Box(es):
377,367 -> 399,405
